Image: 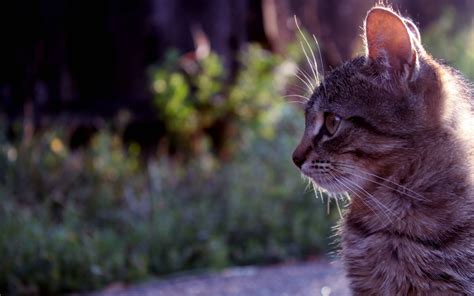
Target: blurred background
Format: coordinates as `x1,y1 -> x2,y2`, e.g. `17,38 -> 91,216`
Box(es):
0,0 -> 473,294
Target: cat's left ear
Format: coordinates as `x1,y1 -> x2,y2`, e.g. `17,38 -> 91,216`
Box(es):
365,7 -> 418,80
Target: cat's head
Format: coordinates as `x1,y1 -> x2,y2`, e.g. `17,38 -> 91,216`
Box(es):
292,6 -> 469,193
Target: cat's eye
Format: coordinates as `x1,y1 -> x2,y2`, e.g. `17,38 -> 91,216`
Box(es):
325,113 -> 342,135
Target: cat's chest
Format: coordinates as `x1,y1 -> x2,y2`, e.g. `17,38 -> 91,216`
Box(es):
340,224 -> 448,276
341,231 -> 421,281
343,230 -> 420,260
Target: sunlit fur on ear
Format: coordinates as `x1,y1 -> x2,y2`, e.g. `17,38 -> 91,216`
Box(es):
364,7 -> 419,80
404,18 -> 421,42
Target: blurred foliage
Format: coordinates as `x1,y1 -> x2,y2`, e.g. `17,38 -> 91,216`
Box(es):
0,109 -> 337,294
423,8 -> 474,80
0,41 -> 338,294
150,45 -> 296,156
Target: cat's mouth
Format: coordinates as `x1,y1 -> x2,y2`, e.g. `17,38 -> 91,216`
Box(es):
312,174 -> 350,194
301,162 -> 352,194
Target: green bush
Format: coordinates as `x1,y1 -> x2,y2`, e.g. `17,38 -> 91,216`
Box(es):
150,45 -> 294,156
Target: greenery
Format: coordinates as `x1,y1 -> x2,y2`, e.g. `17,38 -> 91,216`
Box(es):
0,43 -> 338,294
423,8 -> 474,80
0,109 -> 337,294
150,44 -> 300,157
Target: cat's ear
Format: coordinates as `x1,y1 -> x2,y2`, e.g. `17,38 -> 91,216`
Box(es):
365,7 -> 418,79
404,18 -> 421,43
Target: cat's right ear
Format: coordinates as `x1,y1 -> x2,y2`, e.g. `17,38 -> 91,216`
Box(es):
365,7 -> 418,80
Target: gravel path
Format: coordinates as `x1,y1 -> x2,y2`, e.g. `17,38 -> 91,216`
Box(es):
94,260 -> 350,296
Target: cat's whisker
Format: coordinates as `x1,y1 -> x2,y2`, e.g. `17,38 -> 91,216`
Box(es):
332,187 -> 344,219
298,40 -> 319,86
311,181 -> 326,205
294,16 -> 320,85
335,172 -> 395,224
283,94 -> 310,101
293,70 -> 314,93
287,81 -> 312,95
297,54 -> 319,88
333,161 -> 425,197
334,166 -> 428,203
304,177 -> 313,194
286,100 -> 306,105
284,97 -> 307,105
317,185 -> 324,204
327,193 -> 331,214
312,34 -> 327,95
332,162 -> 428,202
282,95 -> 309,105
311,182 -> 319,199
332,171 -> 395,224
340,144 -> 417,150
344,192 -> 351,202
296,68 -> 316,90
328,171 -> 383,220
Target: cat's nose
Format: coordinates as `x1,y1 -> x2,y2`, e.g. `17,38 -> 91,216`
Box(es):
293,138 -> 312,168
292,150 -> 306,168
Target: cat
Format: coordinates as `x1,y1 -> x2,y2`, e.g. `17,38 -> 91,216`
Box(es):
292,6 -> 474,295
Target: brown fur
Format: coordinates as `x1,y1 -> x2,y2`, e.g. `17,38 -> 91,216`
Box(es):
292,6 -> 474,295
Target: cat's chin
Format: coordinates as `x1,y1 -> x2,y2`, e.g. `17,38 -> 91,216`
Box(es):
307,177 -> 347,194
315,183 -> 346,194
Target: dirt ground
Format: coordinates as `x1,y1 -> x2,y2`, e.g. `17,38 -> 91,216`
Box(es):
93,260 -> 350,296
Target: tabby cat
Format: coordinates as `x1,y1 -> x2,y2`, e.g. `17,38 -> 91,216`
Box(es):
292,6 -> 474,295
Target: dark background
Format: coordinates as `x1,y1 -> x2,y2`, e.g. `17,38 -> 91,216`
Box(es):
1,0 -> 472,120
